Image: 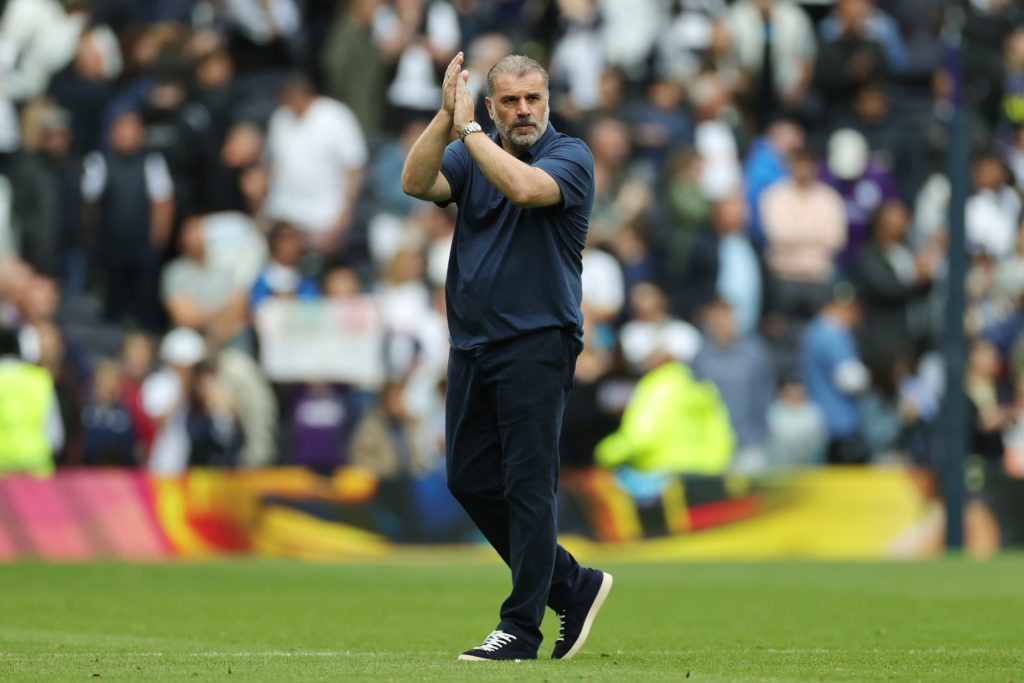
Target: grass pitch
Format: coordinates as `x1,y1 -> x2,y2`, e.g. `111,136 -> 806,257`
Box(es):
1,555 -> 1023,681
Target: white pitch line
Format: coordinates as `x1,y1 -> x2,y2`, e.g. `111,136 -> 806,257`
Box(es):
1,648 -> 1021,658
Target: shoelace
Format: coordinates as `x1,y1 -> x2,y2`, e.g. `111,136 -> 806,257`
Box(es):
477,630 -> 516,653
555,611 -> 566,643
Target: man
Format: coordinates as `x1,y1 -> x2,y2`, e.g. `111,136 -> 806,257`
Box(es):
0,326 -> 63,477
800,282 -> 870,464
401,52 -> 612,661
81,109 -> 174,329
160,215 -> 249,351
264,72 -> 367,255
11,107 -> 85,288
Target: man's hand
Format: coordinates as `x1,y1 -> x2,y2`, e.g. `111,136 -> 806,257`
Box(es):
453,67 -> 474,132
441,52 -> 464,120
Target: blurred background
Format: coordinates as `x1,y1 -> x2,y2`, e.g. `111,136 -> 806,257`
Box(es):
0,0 -> 1023,563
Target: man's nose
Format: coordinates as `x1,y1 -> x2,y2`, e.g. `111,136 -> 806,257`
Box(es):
516,99 -> 530,116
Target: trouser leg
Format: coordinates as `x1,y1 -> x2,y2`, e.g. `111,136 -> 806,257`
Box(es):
445,330 -> 586,647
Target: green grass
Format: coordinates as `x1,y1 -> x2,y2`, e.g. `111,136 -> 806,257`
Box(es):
1,556 -> 1023,681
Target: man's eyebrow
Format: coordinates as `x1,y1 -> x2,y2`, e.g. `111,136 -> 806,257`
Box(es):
502,92 -> 543,100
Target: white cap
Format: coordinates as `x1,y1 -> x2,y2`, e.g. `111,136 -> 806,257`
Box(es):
159,327 -> 206,367
827,128 -> 869,181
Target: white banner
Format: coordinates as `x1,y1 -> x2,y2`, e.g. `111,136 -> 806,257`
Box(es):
254,297 -> 386,387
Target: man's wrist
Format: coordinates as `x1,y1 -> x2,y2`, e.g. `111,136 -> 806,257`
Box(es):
459,121 -> 483,143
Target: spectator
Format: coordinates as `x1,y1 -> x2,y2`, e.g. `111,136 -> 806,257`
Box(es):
11,107 -> 85,289
0,0 -> 86,102
766,376 -> 828,468
219,0 -> 303,74
206,121 -> 264,215
0,325 -> 63,477
760,147 -> 847,322
595,360 -> 735,476
674,193 -> 763,335
143,327 -> 206,476
119,331 -> 156,459
966,151 -> 1021,260
598,0 -> 662,83
81,358 -> 136,466
378,0 -> 460,125
287,381 -> 351,474
664,147 -> 711,270
854,200 -> 937,359
742,117 -> 805,248
692,298 -> 774,473
188,45 -> 237,157
160,215 -> 249,351
587,116 -> 648,246
81,109 -> 174,329
818,0 -> 909,75
800,283 -> 870,464
631,78 -> 692,175
185,361 -> 243,468
619,281 -> 701,374
820,128 -> 900,269
321,0 -> 388,138
690,73 -> 743,200
367,119 -> 429,219
350,381 -> 440,479
48,30 -> 120,156
139,69 -> 213,221
814,0 -> 890,127
726,0 -> 817,128
250,222 -> 320,311
264,72 -> 368,254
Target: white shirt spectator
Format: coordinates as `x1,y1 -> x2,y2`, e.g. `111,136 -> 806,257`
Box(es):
727,0 -> 816,100
551,24 -> 605,111
0,0 -> 85,101
378,1 -> 460,111
142,369 -> 189,476
581,248 -> 625,320
695,120 -> 742,200
966,187 -> 1022,258
620,318 -> 702,372
220,0 -> 301,44
599,0 -> 662,79
265,97 -> 368,234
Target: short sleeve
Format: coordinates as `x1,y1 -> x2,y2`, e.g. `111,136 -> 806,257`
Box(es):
144,153 -> 174,202
437,140 -> 471,207
331,101 -> 368,170
532,138 -> 594,211
160,261 -> 189,302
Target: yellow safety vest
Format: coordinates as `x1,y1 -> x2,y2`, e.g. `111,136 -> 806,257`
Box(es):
595,361 -> 735,475
0,361 -> 54,477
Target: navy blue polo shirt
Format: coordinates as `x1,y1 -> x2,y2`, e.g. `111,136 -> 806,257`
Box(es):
438,124 -> 595,353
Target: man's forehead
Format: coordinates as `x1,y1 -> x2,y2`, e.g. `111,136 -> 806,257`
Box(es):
492,71 -> 547,96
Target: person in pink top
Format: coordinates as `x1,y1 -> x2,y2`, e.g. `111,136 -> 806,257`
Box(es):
759,146 -> 848,323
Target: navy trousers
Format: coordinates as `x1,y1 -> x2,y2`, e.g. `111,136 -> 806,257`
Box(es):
446,327 -> 586,648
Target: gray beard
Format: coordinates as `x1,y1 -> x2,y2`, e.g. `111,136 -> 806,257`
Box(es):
492,106 -> 550,153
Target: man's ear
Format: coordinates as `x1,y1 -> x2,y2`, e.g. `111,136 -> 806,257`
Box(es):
484,97 -> 495,122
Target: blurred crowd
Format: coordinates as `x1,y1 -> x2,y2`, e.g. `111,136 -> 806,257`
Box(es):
2,0 -> 1024,513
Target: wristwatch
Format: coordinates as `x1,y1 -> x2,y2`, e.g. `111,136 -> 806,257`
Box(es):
459,121 -> 483,142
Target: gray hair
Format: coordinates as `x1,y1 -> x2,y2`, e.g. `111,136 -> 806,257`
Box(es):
486,55 -> 549,97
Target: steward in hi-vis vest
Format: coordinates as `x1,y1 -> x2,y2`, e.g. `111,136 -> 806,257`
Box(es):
0,328 -> 57,477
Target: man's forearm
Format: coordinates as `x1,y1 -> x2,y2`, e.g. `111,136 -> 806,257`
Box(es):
401,110 -> 453,197
462,133 -> 560,208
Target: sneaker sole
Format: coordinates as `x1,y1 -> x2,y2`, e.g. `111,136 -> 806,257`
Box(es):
559,571 -> 613,660
457,654 -> 491,661
457,654 -> 530,662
